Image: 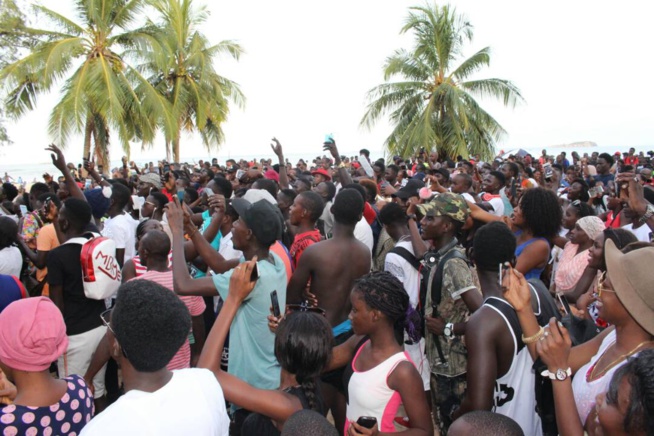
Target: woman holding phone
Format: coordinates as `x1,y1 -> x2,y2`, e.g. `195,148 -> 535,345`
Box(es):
326,271 -> 433,436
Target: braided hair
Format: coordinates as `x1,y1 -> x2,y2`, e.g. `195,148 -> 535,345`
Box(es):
353,271 -> 409,345
274,312 -> 333,413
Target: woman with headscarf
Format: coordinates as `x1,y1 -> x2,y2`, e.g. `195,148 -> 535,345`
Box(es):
0,297 -> 94,434
554,216 -> 606,295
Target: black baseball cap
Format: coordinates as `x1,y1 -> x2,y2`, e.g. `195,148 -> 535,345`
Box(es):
231,198 -> 282,247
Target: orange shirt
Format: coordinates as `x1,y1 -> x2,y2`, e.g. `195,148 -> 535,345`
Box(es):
36,224 -> 60,296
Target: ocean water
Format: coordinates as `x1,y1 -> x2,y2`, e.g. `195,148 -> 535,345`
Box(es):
2,144 -> 651,184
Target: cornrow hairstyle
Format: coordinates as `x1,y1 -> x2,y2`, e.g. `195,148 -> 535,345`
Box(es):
519,188 -> 562,240
274,312 -> 333,413
353,271 -> 409,346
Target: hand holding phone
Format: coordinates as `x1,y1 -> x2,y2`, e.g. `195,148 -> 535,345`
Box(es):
270,290 -> 281,318
356,416 -> 377,429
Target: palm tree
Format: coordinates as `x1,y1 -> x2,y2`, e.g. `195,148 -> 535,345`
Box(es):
139,0 -> 245,163
0,0 -> 174,169
361,3 -> 524,160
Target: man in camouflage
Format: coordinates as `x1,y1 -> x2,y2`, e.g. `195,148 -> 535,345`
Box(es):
417,193 -> 482,433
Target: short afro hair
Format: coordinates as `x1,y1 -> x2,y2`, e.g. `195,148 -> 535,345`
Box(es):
318,182 -> 336,203
211,175 -> 233,199
490,170 -> 506,186
297,191 -> 324,223
110,183 -> 132,209
149,192 -> 169,208
473,222 -> 516,271
598,152 -> 615,167
332,189 -> 364,226
519,188 -> 562,240
29,182 -> 50,198
252,178 -> 279,197
281,410 -> 338,436
38,192 -> 61,209
378,202 -> 407,227
450,411 -> 523,436
112,279 -> 191,372
2,183 -> 18,201
62,198 -> 92,232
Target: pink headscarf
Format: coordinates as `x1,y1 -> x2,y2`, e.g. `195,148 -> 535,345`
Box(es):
0,297 -> 68,372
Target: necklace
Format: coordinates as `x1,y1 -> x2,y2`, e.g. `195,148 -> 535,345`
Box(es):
587,340 -> 653,381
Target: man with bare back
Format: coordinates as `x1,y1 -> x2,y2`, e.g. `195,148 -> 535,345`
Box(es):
286,188 -> 371,434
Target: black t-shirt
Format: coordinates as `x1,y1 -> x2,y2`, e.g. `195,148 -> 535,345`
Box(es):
47,244 -> 105,336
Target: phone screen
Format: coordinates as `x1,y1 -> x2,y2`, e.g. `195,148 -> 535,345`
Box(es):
19,205 -> 28,216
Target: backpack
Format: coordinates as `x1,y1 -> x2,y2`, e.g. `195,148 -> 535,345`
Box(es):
64,233 -> 121,300
389,246 -> 469,330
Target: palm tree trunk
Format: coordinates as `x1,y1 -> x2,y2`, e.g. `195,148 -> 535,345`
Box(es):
91,126 -> 110,175
83,117 -> 94,161
173,130 -> 181,163
165,140 -> 171,162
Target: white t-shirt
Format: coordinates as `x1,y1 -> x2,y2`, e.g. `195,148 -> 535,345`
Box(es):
384,240 -> 420,308
80,368 -> 229,436
622,222 -> 651,242
102,213 -> 139,262
354,217 -> 373,254
0,246 -> 22,277
484,195 -> 505,217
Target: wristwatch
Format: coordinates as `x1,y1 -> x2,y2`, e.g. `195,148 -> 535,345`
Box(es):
541,367 -> 571,381
443,322 -> 455,339
639,204 -> 654,224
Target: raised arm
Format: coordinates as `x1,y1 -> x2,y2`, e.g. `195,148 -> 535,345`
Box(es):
323,140 -> 352,186
198,260 -> 302,422
46,144 -> 85,201
271,138 -> 289,189
167,198 -> 221,296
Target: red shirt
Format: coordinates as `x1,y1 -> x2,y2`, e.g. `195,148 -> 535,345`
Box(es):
290,229 -> 322,268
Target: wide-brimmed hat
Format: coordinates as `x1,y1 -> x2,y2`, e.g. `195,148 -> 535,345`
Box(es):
604,239 -> 654,335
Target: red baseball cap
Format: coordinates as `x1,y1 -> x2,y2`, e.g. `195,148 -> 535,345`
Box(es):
311,168 -> 331,181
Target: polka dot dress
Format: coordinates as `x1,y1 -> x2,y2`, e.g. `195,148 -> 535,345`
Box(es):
1,375 -> 94,435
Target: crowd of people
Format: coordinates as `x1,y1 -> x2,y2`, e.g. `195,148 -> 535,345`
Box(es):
1,139 -> 654,436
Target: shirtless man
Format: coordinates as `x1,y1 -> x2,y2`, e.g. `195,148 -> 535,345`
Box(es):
286,188 -> 371,434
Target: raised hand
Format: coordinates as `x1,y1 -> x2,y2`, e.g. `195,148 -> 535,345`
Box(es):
270,138 -> 283,158
501,264 -> 532,313
45,144 -> 67,174
165,197 -> 186,232
229,258 -> 258,303
322,140 -> 340,162
536,318 -> 572,371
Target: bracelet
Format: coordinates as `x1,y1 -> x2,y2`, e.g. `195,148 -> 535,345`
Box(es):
521,326 -> 544,344
187,226 -> 198,238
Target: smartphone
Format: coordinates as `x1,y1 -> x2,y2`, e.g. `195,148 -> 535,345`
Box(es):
236,169 -> 246,179
357,416 -> 377,429
250,262 -> 259,282
324,133 -> 334,144
498,263 -> 505,286
19,204 -> 28,216
85,178 -> 92,189
545,167 -> 554,181
163,164 -> 170,173
204,187 -> 214,197
510,177 -> 517,198
270,290 -> 281,318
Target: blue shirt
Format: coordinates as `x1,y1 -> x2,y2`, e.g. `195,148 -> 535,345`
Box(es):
212,252 -> 287,393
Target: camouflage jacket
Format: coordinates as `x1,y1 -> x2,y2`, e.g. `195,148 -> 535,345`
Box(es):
424,240 -> 479,377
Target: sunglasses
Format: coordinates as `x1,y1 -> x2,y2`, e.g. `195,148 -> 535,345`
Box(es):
100,308 -> 128,359
595,271 -> 616,299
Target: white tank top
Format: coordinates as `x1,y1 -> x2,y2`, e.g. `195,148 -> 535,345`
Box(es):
345,341 -> 409,433
571,330 -> 621,424
485,297 -> 543,436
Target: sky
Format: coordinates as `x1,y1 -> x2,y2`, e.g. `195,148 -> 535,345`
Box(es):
2,0 -> 654,166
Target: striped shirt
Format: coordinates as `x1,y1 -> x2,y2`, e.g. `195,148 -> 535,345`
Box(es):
129,270 -> 205,370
